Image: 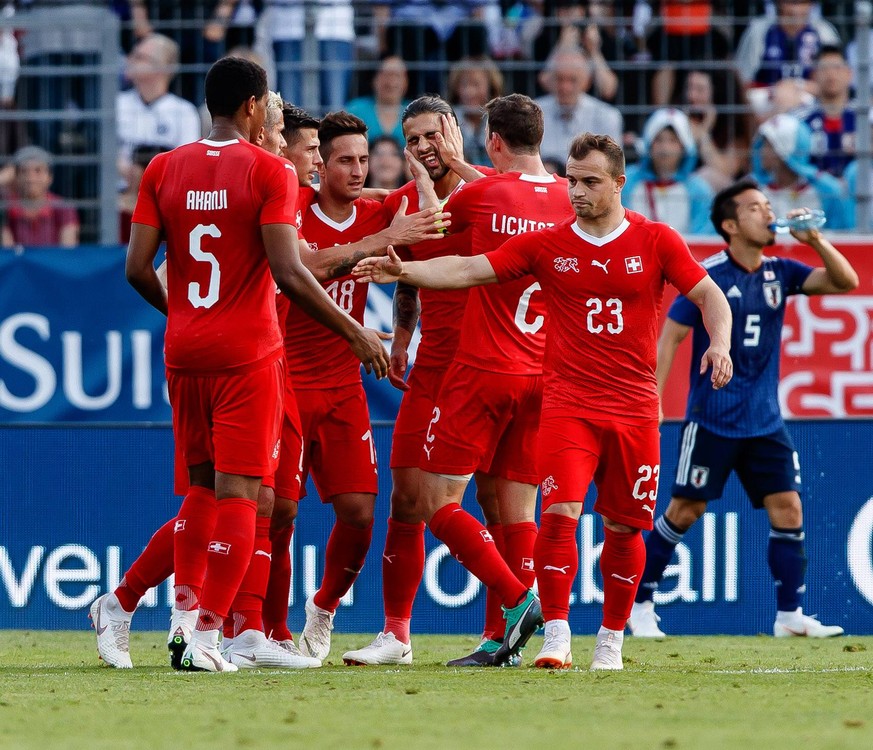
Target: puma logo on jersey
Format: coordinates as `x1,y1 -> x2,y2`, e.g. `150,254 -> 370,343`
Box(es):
423,444 -> 434,459
591,258 -> 611,273
383,554 -> 396,564
543,565 -> 570,574
610,573 -> 638,584
553,257 -> 579,273
642,504 -> 655,517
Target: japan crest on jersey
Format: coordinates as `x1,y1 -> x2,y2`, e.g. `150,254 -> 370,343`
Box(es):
690,465 -> 709,488
763,281 -> 782,309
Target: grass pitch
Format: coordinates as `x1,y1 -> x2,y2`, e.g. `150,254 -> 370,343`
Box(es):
1,631 -> 871,750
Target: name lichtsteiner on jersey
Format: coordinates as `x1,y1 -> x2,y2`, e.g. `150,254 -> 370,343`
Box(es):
491,214 -> 555,236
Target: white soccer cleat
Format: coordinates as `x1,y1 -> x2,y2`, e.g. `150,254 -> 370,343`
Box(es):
272,638 -> 307,658
89,593 -> 134,669
628,600 -> 666,638
591,628 -> 624,671
220,637 -> 234,660
774,609 -> 844,638
342,632 -> 413,666
300,595 -> 335,661
180,630 -> 239,672
534,620 -> 573,669
228,629 -> 321,669
167,606 -> 198,669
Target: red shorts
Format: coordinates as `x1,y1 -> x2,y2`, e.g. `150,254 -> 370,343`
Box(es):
270,375 -> 304,499
420,363 -> 543,484
390,365 -> 448,469
298,384 -> 378,500
167,358 -> 284,480
537,410 -> 661,530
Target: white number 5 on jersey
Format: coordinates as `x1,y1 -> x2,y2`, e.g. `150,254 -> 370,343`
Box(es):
188,224 -> 221,309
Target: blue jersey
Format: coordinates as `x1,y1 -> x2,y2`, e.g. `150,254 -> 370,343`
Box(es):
669,250 -> 813,438
803,107 -> 856,177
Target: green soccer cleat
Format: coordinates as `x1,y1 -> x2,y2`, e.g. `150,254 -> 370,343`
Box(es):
446,638 -> 522,667
493,589 -> 543,666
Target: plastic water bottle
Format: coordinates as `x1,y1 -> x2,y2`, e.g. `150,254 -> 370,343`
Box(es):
770,209 -> 827,233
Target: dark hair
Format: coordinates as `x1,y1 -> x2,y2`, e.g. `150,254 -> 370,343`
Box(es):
131,144 -> 166,169
401,95 -> 458,126
484,94 -> 543,155
282,103 -> 321,146
567,133 -> 625,178
815,44 -> 846,63
710,179 -> 760,242
318,111 -> 369,161
205,56 -> 267,118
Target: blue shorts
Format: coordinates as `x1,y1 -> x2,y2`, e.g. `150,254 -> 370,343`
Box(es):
671,422 -> 801,507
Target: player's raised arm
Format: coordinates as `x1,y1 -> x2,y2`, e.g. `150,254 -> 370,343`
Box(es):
684,274 -> 733,389
793,220 -> 859,295
353,245 -> 498,289
126,223 -> 168,315
299,195 -> 451,282
264,222 -> 389,378
433,113 -> 486,183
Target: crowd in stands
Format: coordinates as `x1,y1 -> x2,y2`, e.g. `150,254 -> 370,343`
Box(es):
0,1 -> 869,245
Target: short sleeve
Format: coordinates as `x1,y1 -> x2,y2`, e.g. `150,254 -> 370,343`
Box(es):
257,154 -> 298,226
780,257 -> 815,296
485,232 -> 535,282
658,226 -> 707,295
130,153 -> 166,229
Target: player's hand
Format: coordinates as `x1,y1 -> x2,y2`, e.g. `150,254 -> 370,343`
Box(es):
350,327 -> 390,379
786,206 -> 823,245
388,344 -> 411,391
701,346 -> 732,390
434,114 -> 465,167
353,245 -> 404,284
387,195 -> 450,245
404,147 -> 430,184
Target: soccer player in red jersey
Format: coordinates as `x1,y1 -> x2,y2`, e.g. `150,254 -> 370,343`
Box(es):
342,96 -> 501,666
354,132 -> 733,671
348,94 -> 572,667
94,56 -> 389,673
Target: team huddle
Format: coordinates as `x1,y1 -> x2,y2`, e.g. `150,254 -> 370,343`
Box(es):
90,54 -> 854,674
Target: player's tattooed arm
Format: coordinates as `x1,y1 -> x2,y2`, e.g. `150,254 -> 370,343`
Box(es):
389,282 -> 420,390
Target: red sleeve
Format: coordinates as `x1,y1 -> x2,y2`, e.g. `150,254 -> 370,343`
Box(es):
484,232 -> 535,282
659,225 -> 707,295
256,154 -> 298,226
130,153 -> 167,229
297,185 -> 316,213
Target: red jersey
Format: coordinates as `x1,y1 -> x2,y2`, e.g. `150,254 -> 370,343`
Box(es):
447,171 -> 571,375
274,179 -> 316,340
133,138 -> 298,374
486,210 -> 707,422
384,168 -> 495,370
283,198 -> 392,388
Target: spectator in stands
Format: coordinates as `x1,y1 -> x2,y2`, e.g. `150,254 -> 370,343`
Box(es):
679,67 -> 752,192
364,135 -> 407,190
117,33 -> 201,182
447,56 -> 503,167
750,112 -> 849,230
1,146 -> 79,248
646,1 -> 731,108
0,14 -> 25,191
118,144 -> 165,244
347,55 -> 411,150
259,0 -> 355,113
623,107 -> 716,235
735,0 -> 840,117
534,44 -> 623,165
373,1 -> 496,95
794,45 -> 855,178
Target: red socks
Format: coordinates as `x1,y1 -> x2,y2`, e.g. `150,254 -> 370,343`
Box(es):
231,516 -> 273,636
313,519 -> 374,612
381,518 -> 425,643
600,526 -> 646,631
115,517 -> 175,612
263,523 -> 294,641
196,497 -> 257,629
173,485 -> 218,610
502,521 -> 538,590
482,524 -> 505,641
535,513 -> 579,622
429,503 -> 526,608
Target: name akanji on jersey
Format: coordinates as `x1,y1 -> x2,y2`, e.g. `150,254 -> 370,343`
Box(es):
383,169 -> 495,371
282,198 -> 393,389
487,210 -> 706,423
446,171 -> 572,375
133,138 -> 298,375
